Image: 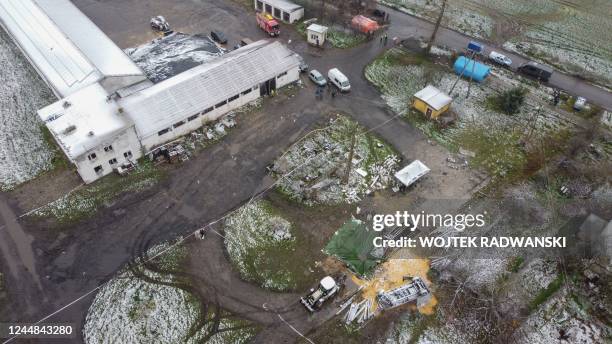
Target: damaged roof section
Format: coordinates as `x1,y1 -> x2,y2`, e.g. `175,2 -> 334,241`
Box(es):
119,40 -> 301,140
0,0 -> 145,97
126,32 -> 223,83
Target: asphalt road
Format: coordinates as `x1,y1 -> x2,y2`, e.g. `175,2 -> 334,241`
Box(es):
380,4 -> 612,111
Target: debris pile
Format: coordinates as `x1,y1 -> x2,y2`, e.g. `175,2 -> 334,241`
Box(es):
377,277 -> 430,310
343,299 -> 374,324
271,116 -> 400,205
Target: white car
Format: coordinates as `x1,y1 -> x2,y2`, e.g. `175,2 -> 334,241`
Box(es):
308,70 -> 327,87
488,51 -> 512,66
150,16 -> 170,32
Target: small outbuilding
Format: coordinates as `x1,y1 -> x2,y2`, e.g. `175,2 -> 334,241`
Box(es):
453,56 -> 491,82
394,160 -> 430,187
306,23 -> 328,47
412,85 -> 453,119
254,0 -> 304,23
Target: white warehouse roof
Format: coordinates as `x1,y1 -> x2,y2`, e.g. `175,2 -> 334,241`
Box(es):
0,0 -> 144,97
119,40 -> 300,139
413,85 -> 452,111
38,83 -> 132,160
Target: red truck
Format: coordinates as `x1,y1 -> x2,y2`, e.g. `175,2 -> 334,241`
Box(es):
256,12 -> 280,36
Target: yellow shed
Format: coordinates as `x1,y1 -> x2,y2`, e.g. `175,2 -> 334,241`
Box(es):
412,85 -> 452,119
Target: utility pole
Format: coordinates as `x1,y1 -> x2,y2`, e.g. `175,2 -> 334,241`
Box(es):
343,124 -> 358,185
425,0 -> 447,55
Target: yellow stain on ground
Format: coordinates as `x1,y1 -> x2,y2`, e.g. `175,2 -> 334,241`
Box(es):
351,259 -> 438,315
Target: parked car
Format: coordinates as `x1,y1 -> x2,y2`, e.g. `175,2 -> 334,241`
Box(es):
372,9 -> 386,18
308,70 -> 327,86
150,16 -> 170,32
573,96 -> 587,111
328,68 -> 350,92
210,30 -> 228,44
518,61 -> 553,82
488,51 -> 512,66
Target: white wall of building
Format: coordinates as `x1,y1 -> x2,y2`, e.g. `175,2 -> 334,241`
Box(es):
74,126 -> 142,183
139,65 -> 299,152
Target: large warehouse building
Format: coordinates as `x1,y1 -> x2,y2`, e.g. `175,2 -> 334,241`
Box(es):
0,0 -> 301,183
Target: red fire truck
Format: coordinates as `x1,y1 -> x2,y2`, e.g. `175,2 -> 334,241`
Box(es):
256,12 -> 280,36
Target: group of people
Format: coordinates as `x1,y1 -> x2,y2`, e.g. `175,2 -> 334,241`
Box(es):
315,85 -> 337,100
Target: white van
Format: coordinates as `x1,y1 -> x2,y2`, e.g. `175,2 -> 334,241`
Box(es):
328,68 -> 350,92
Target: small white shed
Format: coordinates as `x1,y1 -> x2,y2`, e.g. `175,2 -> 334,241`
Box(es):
306,24 -> 328,47
394,160 -> 430,187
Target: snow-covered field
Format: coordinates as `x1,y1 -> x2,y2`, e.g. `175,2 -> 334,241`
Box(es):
365,47 -> 571,179
0,29 -> 56,190
271,115 -> 400,205
380,0 -> 494,39
223,200 -> 297,291
84,243 -> 255,344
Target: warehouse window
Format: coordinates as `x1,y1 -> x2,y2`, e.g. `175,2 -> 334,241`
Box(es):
174,120 -> 185,128
108,158 -> 117,165
103,145 -> 113,152
124,151 -> 133,159
273,8 -> 281,18
228,94 -> 239,102
265,4 -> 272,13
188,114 -> 199,121
87,153 -> 97,161
241,88 -> 252,96
158,128 -> 170,136
256,0 -> 263,10
215,100 -> 227,108
203,107 -> 213,114
94,165 -> 103,175
283,12 -> 290,22
278,71 -> 287,78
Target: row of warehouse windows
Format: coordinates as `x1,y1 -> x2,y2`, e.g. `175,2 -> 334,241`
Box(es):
157,86 -> 254,137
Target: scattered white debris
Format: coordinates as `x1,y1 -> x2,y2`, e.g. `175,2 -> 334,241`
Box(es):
271,116 -> 400,205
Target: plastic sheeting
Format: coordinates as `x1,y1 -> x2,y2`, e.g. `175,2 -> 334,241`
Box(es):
325,218 -> 380,276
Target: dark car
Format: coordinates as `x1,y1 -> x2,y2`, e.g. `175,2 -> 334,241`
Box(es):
518,62 -> 553,82
210,30 -> 227,44
373,9 -> 386,18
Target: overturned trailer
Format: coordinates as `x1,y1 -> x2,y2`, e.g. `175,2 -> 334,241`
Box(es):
377,277 -> 429,310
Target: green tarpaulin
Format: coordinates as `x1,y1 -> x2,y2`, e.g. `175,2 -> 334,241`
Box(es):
324,218 -> 380,277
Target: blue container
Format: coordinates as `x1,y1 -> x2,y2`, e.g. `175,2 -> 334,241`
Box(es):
467,41 -> 484,53
453,56 -> 491,82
